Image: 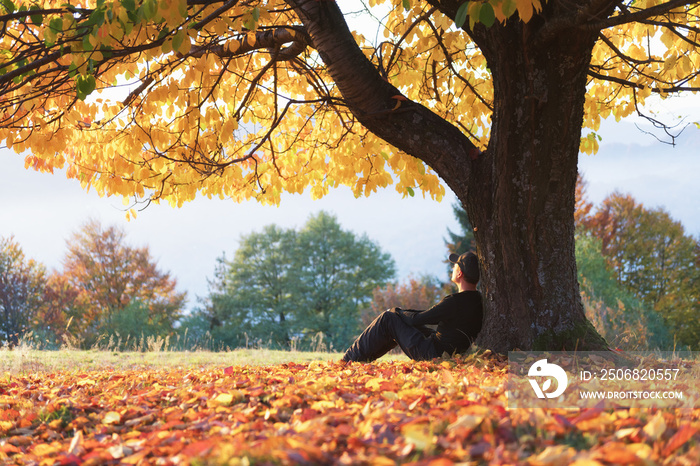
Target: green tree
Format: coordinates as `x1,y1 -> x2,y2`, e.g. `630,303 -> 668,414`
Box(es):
99,300 -> 177,349
203,226 -> 301,349
444,202 -> 475,277
294,212 -> 396,349
584,193 -> 700,349
575,232 -> 672,350
0,237 -> 47,346
60,220 -> 186,346
200,212 -> 395,350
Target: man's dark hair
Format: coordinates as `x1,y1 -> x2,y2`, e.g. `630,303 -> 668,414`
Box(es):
448,251 -> 479,284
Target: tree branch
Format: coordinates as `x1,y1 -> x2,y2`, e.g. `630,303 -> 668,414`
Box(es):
284,0 -> 479,191
588,69 -> 700,93
185,27 -> 311,60
586,0 -> 697,31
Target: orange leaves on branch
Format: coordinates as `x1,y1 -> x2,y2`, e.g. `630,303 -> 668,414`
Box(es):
514,0 -> 542,23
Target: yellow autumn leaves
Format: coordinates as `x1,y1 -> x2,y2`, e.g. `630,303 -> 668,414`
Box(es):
2,0 -> 700,209
582,2 -> 700,153
3,0 -> 450,210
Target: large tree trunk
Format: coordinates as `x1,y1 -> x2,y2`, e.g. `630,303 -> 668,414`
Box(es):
289,0 -> 609,353
463,16 -> 608,353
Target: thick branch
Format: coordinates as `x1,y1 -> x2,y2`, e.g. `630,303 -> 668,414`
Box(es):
0,48 -> 69,87
186,27 -> 311,61
587,0 -> 697,31
284,0 -> 478,191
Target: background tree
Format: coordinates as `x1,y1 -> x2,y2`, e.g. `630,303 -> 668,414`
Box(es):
444,202 -> 475,276
0,237 -> 46,346
197,211 -> 395,350
575,232 -> 672,350
581,192 -> 700,349
61,219 -> 186,346
575,174 -> 595,228
363,275 -> 447,328
34,272 -> 80,348
201,225 -> 300,349
4,0 -> 700,351
294,212 -> 396,349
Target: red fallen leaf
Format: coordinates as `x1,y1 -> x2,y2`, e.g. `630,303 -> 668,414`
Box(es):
570,400 -> 605,424
0,443 -> 21,455
662,425 -> 699,456
180,439 -> 217,457
335,424 -> 353,436
0,408 -> 20,421
553,414 -> 575,429
298,408 -> 320,422
81,449 -> 114,463
223,366 -> 234,375
400,363 -> 413,374
57,453 -> 84,466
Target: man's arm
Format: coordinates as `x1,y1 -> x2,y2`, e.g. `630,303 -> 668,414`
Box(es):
396,296 -> 455,327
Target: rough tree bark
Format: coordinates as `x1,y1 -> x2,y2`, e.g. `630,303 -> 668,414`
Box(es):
463,8 -> 611,353
289,0 -> 611,352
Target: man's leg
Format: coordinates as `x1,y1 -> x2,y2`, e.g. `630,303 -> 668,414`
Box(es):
342,309 -> 439,362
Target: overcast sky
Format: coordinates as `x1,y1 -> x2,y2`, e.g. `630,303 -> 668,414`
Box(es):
1,96 -> 699,311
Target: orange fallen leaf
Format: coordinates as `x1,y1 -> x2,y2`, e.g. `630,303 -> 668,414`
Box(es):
593,441 -> 644,465
2,354 -> 696,466
662,424 -> 699,456
528,444 -> 575,466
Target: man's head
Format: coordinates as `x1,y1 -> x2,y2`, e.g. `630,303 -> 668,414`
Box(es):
448,251 -> 479,285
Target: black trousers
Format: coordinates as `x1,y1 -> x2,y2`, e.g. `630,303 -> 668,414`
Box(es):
342,308 -> 440,362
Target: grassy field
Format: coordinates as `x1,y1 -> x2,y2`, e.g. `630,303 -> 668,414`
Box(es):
0,346 -> 350,373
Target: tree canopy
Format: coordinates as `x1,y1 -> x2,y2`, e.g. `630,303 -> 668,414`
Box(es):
3,0 -> 698,207
580,191 -> 700,349
0,236 -> 46,346
4,0 -> 700,351
61,219 -> 186,346
195,211 -> 395,350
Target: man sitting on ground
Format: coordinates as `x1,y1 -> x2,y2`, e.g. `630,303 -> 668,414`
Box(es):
342,251 -> 483,362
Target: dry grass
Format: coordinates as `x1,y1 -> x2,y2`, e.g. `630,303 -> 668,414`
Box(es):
0,344 -> 345,374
